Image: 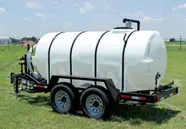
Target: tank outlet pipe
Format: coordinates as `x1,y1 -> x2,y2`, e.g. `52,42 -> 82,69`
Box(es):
155,72 -> 161,93
26,45 -> 38,79
123,18 -> 140,31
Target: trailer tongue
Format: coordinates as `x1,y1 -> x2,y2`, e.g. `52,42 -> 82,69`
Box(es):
9,18 -> 178,119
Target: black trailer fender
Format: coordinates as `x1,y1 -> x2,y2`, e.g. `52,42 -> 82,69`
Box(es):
48,75 -> 120,104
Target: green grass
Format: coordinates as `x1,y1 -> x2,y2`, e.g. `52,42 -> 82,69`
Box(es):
0,44 -> 186,129
166,41 -> 186,45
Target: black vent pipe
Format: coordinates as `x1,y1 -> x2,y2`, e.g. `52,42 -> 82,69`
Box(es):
123,18 -> 140,31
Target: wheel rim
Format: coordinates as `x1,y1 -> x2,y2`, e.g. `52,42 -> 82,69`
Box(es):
54,90 -> 71,111
85,94 -> 105,117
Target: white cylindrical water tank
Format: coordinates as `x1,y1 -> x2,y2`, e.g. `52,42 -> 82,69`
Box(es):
32,28 -> 167,93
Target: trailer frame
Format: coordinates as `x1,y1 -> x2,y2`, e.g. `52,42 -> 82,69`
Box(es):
10,70 -> 178,104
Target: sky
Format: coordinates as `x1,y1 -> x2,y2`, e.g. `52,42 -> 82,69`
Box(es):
0,0 -> 186,40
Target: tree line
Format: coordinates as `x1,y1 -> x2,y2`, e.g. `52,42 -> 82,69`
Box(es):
10,37 -> 184,44
169,37 -> 185,42
10,37 -> 39,44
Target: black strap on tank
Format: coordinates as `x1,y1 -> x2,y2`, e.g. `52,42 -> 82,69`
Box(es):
70,31 -> 86,84
48,32 -> 64,82
94,31 -> 110,86
121,30 -> 137,91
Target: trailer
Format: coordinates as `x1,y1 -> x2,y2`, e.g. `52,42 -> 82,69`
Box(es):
9,18 -> 178,119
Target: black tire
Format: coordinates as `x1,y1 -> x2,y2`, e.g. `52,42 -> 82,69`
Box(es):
80,87 -> 110,119
51,84 -> 77,114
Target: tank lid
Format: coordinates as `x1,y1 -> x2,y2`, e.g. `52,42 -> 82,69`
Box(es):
111,28 -> 133,34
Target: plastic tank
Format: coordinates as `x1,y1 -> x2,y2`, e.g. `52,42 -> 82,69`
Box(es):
32,28 -> 167,93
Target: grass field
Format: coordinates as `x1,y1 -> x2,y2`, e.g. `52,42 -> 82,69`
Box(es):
165,41 -> 186,45
0,44 -> 186,129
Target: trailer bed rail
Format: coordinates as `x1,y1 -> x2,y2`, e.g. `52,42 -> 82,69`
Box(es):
120,86 -> 178,103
